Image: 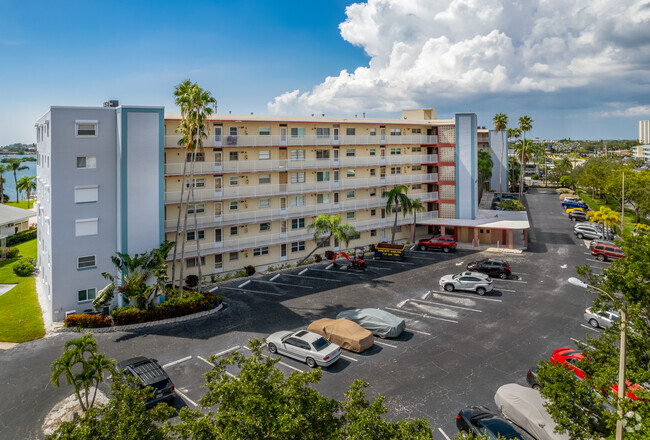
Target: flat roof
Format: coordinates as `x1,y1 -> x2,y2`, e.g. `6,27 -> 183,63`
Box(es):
164,113 -> 455,126
418,209 -> 530,230
0,204 -> 33,232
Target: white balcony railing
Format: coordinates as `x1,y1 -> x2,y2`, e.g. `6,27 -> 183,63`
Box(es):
165,134 -> 439,149
170,210 -> 439,258
164,192 -> 439,231
165,173 -> 439,204
164,154 -> 439,175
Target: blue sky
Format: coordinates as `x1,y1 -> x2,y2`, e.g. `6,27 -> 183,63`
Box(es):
1,0 -> 649,145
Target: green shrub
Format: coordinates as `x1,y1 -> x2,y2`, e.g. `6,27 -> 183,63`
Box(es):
2,248 -> 20,259
244,265 -> 255,276
555,187 -> 573,194
224,273 -> 233,281
12,257 -> 34,276
235,270 -> 247,278
6,228 -> 37,246
531,174 -> 539,180
314,254 -> 322,263
111,291 -> 222,326
64,313 -> 111,328
499,200 -> 526,211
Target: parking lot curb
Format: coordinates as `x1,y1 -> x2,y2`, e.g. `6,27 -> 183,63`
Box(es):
56,303 -> 224,334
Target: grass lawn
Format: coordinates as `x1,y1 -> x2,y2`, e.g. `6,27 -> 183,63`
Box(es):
577,190 -> 650,235
0,238 -> 44,343
5,200 -> 34,210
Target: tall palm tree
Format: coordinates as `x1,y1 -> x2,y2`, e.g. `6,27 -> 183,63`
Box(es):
0,164 -> 6,203
408,198 -> 426,242
492,113 -> 508,194
587,207 -> 621,237
477,149 -> 493,200
298,214 -> 358,265
518,116 -> 533,198
87,352 -> 116,408
17,175 -> 36,208
1,158 -> 28,202
50,334 -> 99,411
386,185 -> 410,243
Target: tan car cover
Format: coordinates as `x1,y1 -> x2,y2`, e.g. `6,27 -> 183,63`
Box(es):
308,318 -> 374,353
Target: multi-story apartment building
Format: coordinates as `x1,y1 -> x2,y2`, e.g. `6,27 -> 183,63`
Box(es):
640,120 -> 650,144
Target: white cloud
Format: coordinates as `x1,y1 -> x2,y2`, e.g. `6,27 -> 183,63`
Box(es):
593,105 -> 650,117
268,0 -> 650,115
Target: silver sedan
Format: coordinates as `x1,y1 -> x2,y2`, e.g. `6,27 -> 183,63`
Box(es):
584,308 -> 619,329
266,330 -> 342,368
439,271 -> 494,296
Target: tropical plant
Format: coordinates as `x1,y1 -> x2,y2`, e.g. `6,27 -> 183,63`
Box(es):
386,185 -> 410,243
407,198 -> 426,242
587,207 -> 621,237
477,149 -> 493,200
508,156 -> 521,191
517,116 -> 533,198
0,164 -> 6,204
16,175 -> 36,208
1,158 -> 28,202
298,214 -> 357,265
492,113 -> 508,194
498,200 -> 526,211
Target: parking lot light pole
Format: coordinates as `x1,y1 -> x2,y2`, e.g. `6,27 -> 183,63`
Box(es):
568,277 -> 627,440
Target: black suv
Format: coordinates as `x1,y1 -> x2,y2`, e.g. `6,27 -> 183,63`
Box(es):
569,210 -> 587,222
117,357 -> 175,406
466,259 -> 511,279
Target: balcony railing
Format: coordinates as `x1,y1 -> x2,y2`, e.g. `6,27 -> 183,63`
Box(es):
165,134 -> 438,148
168,210 -> 439,258
164,173 -> 439,203
164,154 -> 439,175
164,192 -> 439,232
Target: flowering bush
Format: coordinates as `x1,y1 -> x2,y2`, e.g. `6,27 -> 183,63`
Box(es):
64,313 -> 112,328
12,257 -> 34,276
2,248 -> 20,259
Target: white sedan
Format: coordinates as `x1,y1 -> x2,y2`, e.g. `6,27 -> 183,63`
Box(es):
439,271 -> 494,296
266,330 -> 342,368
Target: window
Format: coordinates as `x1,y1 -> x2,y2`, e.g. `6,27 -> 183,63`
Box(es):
390,129 -> 401,136
186,257 -> 206,268
316,127 -> 330,138
390,148 -> 401,155
412,128 -> 422,134
75,121 -> 98,137
259,198 -> 271,208
188,204 -> 205,214
260,222 -> 271,231
346,169 -> 356,178
229,252 -> 239,261
371,229 -> 377,237
371,209 -> 376,216
370,169 -> 376,176
346,128 -> 356,136
230,151 -> 239,161
290,172 -> 305,183
215,254 -> 223,270
230,201 -> 238,210
412,165 -> 422,171
75,218 -> 98,236
316,149 -> 330,159
291,241 -> 306,252
229,177 -> 238,186
230,226 -> 238,236
316,171 -> 330,182
291,218 -> 305,229
290,149 -> 305,161
255,150 -> 271,161
74,186 -> 98,203
346,212 -> 355,219
186,178 -> 205,188
187,230 -> 205,241
77,255 -> 96,269
370,128 -> 376,136
346,149 -> 355,157
412,146 -> 422,152
77,156 -> 96,169
412,184 -> 422,190
186,152 -> 205,162
317,193 -> 330,204
229,127 -> 238,136
259,174 -> 271,184
78,288 -> 96,302
346,190 -> 355,199
391,167 -> 401,175
291,127 -> 305,138
290,195 -> 305,207
259,127 -> 271,136
369,148 -> 376,156
370,189 -> 377,197
253,247 -> 269,256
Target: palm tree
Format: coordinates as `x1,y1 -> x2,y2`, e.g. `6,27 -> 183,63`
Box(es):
87,352 -> 116,408
587,207 -> 621,237
0,164 -> 7,203
298,214 -> 358,265
492,113 -> 508,194
386,185 -> 410,243
518,116 -> 533,198
407,198 -> 426,242
1,158 -> 28,202
477,150 -> 493,200
17,175 -> 36,208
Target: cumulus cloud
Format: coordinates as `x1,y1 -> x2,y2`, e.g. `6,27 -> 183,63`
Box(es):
593,104 -> 650,117
268,0 -> 650,115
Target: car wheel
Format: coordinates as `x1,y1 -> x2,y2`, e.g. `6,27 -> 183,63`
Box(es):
419,244 -> 427,251
597,254 -> 605,261
476,287 -> 486,296
268,343 -> 277,354
532,384 -> 542,391
499,272 -> 508,280
306,357 -> 317,368
443,247 -> 450,253
589,318 -> 600,329
444,284 -> 454,292
577,233 -> 584,239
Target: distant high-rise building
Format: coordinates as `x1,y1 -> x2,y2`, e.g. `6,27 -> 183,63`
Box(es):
640,120 -> 650,144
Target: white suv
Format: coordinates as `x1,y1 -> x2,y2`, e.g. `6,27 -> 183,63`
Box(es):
439,271 -> 494,296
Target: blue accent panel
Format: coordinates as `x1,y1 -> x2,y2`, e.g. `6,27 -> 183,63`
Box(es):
470,114 -> 477,219
117,108 -> 128,255
454,113 -> 478,219
455,114 -> 460,218
76,266 -> 97,271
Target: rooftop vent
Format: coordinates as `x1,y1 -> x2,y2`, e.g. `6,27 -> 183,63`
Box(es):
103,100 -> 119,108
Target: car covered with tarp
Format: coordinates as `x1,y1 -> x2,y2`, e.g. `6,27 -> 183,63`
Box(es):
307,318 -> 374,353
336,308 -> 405,338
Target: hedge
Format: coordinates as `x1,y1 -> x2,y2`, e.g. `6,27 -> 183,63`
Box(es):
64,313 -> 112,328
2,248 -> 20,259
6,229 -> 37,247
12,257 -> 34,277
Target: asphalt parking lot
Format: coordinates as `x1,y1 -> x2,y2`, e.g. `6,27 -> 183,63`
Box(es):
0,188 -> 606,439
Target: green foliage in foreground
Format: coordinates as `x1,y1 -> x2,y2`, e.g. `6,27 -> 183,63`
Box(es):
499,200 -> 526,211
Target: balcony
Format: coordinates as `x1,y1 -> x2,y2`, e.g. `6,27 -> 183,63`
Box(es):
164,154 -> 439,175
164,173 -> 439,204
165,134 -> 439,148
164,192 -> 439,232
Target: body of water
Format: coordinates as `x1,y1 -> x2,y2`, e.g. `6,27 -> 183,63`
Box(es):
0,155 -> 37,201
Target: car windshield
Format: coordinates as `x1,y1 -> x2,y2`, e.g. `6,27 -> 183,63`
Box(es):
453,274 -> 462,280
312,337 -> 330,351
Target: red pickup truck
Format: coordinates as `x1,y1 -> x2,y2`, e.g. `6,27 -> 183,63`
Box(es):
418,235 -> 456,253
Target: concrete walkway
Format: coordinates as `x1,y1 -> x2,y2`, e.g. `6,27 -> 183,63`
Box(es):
0,284 -> 16,297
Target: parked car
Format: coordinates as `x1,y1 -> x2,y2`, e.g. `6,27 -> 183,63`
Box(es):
562,200 -> 588,209
266,329 -> 342,368
565,207 -> 585,215
591,244 -> 625,261
307,318 -> 374,353
563,197 -> 584,204
418,235 -> 456,253
501,193 -> 519,200
584,307 -> 619,329
439,271 -> 493,295
550,347 -> 586,379
117,357 -> 175,406
589,239 -> 615,250
574,224 -> 612,240
526,365 -> 542,390
336,308 -> 405,338
568,210 -> 588,222
466,258 -> 511,279
456,406 -> 528,439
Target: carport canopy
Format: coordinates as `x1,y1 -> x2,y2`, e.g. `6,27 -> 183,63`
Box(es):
416,209 -> 529,230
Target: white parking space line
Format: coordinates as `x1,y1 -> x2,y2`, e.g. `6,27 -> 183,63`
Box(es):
198,355 -> 213,366
494,279 -> 527,284
584,252 -> 593,256
581,324 -> 601,332
219,286 -> 283,296
239,280 -> 251,288
570,337 -> 595,350
270,274 -> 281,281
175,389 -> 197,407
385,306 -> 459,323
162,356 -> 192,369
215,345 -> 241,357
410,298 -> 482,313
307,268 -> 358,275
371,259 -> 415,265
326,263 -> 334,269
253,279 -> 314,289
497,288 -> 517,293
279,273 -> 343,282
242,345 -> 304,372
438,427 -> 451,440
340,354 -> 358,362
374,340 -> 397,348
367,266 -> 392,271
409,328 -> 432,336
434,290 -> 503,302
209,286 -> 219,293
586,258 -> 609,264
299,268 -> 309,275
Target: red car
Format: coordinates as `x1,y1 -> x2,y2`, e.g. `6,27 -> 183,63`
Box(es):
418,235 -> 456,253
591,244 -> 625,262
